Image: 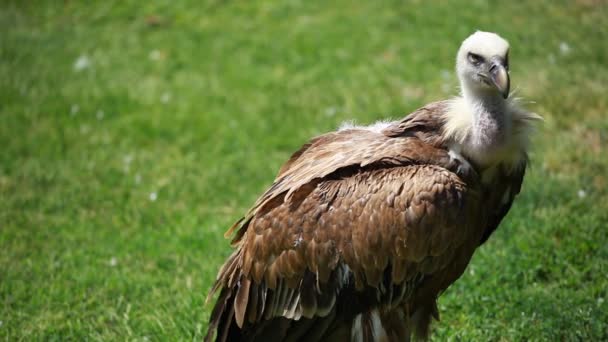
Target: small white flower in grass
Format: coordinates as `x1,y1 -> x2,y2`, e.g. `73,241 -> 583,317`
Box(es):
559,41 -> 571,55
109,257 -> 118,267
577,189 -> 587,199
324,106 -> 337,117
598,297 -> 604,306
149,192 -> 158,201
70,104 -> 79,116
0,320 -> 2,327
123,154 -> 133,165
96,110 -> 105,120
440,69 -> 451,80
73,55 -> 91,71
149,49 -> 161,61
160,92 -> 171,104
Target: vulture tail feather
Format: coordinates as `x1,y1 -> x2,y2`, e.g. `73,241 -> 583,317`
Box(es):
204,287 -> 242,342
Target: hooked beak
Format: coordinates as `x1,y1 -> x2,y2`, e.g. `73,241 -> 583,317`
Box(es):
488,56 -> 510,99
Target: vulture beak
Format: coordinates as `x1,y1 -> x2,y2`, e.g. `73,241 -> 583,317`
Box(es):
489,56 -> 510,99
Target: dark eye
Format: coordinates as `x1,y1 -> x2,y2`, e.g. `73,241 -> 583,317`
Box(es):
467,52 -> 484,66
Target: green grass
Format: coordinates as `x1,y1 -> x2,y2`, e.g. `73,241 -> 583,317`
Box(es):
1,0 -> 607,340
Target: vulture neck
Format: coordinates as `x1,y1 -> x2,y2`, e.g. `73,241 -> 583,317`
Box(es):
462,87 -> 510,150
445,85 -> 515,169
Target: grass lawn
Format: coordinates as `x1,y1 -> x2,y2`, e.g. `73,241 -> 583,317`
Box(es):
1,0 -> 607,340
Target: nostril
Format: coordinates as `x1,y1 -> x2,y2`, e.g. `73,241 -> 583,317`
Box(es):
489,64 -> 497,73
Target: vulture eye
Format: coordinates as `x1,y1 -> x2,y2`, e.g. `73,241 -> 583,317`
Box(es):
467,52 -> 484,66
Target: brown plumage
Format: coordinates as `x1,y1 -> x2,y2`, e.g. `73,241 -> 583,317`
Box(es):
205,32 -> 541,341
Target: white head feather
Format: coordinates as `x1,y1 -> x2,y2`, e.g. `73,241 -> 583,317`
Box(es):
457,31 -> 509,67
456,31 -> 510,98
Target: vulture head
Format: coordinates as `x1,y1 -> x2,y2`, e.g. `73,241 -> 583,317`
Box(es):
456,31 -> 510,99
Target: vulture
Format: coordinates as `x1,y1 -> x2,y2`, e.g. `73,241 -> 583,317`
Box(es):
205,31 -> 541,341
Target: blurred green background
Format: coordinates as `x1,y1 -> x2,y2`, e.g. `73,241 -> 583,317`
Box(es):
1,1 -> 607,340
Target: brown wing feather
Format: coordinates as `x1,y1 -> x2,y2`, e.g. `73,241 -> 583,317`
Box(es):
235,102 -> 454,234
206,164 -> 483,341
205,101 -> 492,341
